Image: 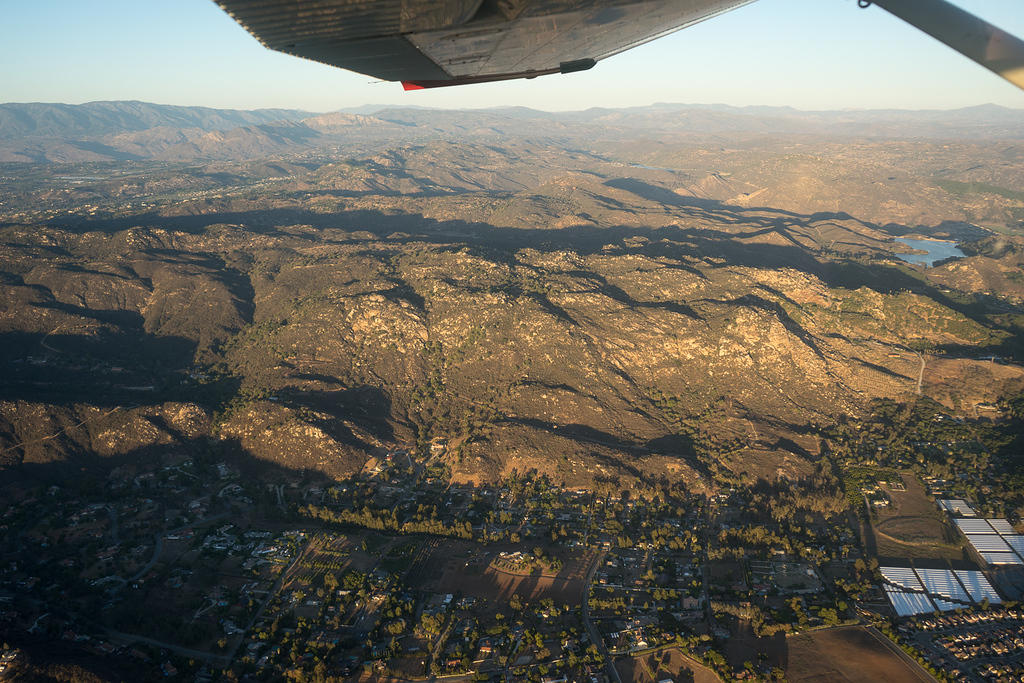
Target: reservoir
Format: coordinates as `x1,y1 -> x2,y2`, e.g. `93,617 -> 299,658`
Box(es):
630,163 -> 677,172
894,238 -> 965,267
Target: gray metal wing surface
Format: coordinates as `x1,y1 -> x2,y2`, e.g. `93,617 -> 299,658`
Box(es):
214,0 -> 1024,91
214,0 -> 753,87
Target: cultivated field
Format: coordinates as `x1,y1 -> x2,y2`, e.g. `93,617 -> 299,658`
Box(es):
785,626 -> 933,683
282,532 -> 370,592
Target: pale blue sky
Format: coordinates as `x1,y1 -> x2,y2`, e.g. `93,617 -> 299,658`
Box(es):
2,0 -> 1023,112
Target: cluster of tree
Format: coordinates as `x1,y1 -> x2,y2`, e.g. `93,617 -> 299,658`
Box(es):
711,526 -> 789,560
406,341 -> 499,456
530,546 -> 563,572
589,588 -> 627,613
504,470 -> 564,506
373,593 -> 415,640
829,393 -> 1024,515
417,611 -> 445,638
302,558 -> 346,571
300,504 -> 473,539
738,464 -> 847,523
561,644 -> 604,669
830,397 -> 989,470
647,523 -> 700,552
651,587 -> 680,602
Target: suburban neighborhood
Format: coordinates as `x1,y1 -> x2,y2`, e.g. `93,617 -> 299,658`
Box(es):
2,425 -> 1023,683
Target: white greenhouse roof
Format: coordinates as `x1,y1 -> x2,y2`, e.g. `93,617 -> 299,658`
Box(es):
885,587 -> 935,616
966,534 -> 1013,552
880,566 -> 925,592
1003,535 -> 1024,556
933,598 -> 963,612
938,499 -> 976,516
954,570 -> 1002,604
914,567 -> 969,602
980,551 -> 1023,565
955,518 -> 998,534
986,519 -> 1015,535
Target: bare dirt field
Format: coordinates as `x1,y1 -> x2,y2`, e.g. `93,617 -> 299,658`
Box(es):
615,647 -> 720,683
785,626 -> 933,683
405,539 -> 593,605
723,617 -> 786,671
874,516 -> 949,544
869,474 -> 966,563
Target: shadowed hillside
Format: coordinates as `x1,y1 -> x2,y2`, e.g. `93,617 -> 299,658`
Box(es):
2,128 -> 1022,490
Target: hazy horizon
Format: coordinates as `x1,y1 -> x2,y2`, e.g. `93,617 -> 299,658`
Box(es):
3,99 -> 1023,115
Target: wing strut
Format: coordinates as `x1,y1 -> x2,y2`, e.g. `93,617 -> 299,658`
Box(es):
869,0 -> 1024,90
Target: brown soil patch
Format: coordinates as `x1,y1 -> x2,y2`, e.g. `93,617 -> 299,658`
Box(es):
357,673 -> 472,683
869,474 -> 965,562
615,647 -> 720,683
785,626 -> 932,683
404,539 -> 594,605
723,618 -> 786,670
874,515 -> 948,544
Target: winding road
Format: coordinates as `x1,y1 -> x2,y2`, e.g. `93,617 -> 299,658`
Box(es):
117,512 -> 231,589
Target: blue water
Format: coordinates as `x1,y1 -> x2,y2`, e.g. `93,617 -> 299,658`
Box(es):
630,163 -> 677,172
894,238 -> 965,267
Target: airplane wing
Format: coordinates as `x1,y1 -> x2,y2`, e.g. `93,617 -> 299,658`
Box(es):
872,0 -> 1024,91
213,0 -> 754,89
214,0 -> 1024,91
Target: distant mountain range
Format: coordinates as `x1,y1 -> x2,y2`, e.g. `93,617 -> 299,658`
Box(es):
1,100 -> 1022,163
0,100 -> 311,140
